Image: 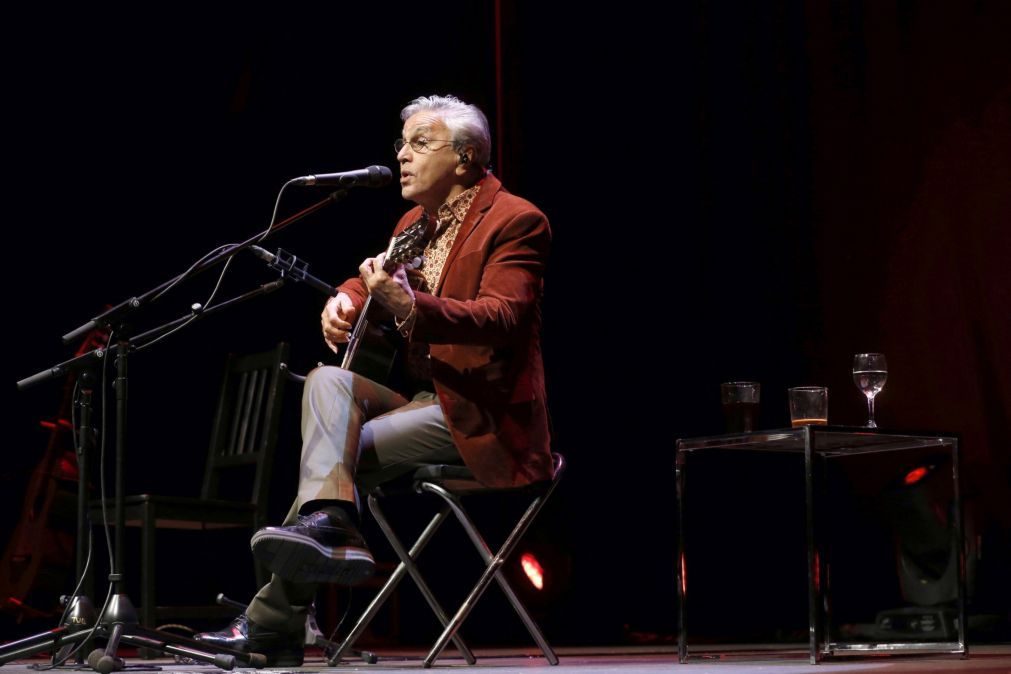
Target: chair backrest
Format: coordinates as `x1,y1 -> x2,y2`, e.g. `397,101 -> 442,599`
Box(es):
199,342 -> 290,517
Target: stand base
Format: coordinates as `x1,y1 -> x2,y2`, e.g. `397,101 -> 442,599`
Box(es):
0,594 -> 266,671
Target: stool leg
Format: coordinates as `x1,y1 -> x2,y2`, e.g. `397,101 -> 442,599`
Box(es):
329,501 -> 457,664
366,495 -> 477,665
420,483 -> 559,667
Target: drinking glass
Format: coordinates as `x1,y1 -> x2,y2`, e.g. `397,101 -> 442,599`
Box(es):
788,386 -> 828,427
853,353 -> 887,428
721,382 -> 760,432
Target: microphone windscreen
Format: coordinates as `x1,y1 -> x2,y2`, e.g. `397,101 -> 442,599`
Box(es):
368,165 -> 393,186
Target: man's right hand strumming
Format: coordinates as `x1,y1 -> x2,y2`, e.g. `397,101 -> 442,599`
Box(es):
321,292 -> 356,353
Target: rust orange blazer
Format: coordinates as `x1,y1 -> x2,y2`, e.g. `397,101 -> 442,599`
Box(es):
337,174 -> 553,488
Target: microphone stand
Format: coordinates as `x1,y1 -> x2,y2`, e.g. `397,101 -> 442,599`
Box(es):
59,369 -> 98,665
78,324 -> 252,673
3,189 -> 349,671
83,280 -> 287,672
0,370 -> 98,668
6,177 -> 366,670
4,282 -> 286,671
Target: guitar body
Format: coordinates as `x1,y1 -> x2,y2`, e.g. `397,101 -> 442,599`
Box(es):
345,318 -> 404,386
341,215 -> 428,390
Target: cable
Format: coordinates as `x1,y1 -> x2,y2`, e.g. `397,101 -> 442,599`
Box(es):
326,588 -> 354,645
148,178 -> 293,308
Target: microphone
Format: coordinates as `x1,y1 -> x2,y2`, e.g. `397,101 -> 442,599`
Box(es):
249,246 -> 337,297
292,165 -> 392,187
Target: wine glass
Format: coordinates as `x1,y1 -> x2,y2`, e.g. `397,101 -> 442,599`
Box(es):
852,353 -> 887,428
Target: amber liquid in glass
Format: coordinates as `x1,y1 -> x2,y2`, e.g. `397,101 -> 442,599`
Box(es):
791,418 -> 827,427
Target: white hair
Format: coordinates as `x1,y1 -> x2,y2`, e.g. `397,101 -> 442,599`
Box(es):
401,95 -> 492,167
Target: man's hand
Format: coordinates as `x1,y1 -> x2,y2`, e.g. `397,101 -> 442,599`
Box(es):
359,252 -> 415,319
321,292 -> 356,353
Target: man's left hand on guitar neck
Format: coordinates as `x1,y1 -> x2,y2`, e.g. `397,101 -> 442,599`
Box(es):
359,251 -> 416,322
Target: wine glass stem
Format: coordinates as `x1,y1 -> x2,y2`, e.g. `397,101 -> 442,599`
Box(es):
867,396 -> 876,428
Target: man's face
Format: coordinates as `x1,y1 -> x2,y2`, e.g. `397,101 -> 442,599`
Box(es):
397,112 -> 460,211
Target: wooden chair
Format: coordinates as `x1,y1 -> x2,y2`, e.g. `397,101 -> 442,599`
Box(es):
89,342 -> 292,630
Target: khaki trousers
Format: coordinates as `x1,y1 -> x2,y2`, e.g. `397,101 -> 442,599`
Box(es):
247,366 -> 460,632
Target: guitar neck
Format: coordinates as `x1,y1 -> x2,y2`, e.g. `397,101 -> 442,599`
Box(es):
340,295 -> 374,370
340,216 -> 427,374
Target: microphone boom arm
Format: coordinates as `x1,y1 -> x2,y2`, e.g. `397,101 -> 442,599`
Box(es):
61,187 -> 349,344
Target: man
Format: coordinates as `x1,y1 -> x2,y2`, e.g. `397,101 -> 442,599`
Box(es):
196,94 -> 553,665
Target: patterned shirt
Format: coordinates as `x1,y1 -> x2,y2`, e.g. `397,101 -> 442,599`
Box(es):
418,182 -> 482,294
400,181 -> 482,386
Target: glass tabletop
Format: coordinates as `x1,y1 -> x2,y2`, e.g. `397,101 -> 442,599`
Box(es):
676,425 -> 956,457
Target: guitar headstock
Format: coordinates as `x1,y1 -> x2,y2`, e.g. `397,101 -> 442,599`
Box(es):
386,215 -> 429,269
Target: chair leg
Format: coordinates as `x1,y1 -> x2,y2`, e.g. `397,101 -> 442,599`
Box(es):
329,495 -> 476,666
419,482 -> 560,667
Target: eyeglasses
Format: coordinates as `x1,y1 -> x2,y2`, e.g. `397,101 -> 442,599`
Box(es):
394,137 -> 455,154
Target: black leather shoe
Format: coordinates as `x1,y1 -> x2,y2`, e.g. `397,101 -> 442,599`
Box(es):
251,511 -> 375,585
195,614 -> 304,667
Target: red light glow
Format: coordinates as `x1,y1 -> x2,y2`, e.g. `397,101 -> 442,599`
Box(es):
520,552 -> 544,590
904,466 -> 930,486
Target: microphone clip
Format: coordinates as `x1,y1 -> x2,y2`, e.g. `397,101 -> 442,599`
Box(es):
263,248 -> 308,282
249,245 -> 337,297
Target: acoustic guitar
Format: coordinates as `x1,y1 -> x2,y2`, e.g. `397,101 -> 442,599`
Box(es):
340,215 -> 428,386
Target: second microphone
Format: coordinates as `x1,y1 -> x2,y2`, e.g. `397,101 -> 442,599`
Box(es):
249,246 -> 338,297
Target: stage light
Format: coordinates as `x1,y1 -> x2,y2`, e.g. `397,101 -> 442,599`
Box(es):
520,552 -> 544,590
903,465 -> 930,486
876,453 -> 975,636
505,541 -> 571,605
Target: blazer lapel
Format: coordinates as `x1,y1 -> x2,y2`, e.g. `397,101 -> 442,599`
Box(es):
433,173 -> 503,296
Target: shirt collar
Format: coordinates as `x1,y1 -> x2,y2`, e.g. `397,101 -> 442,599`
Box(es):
433,180 -> 483,226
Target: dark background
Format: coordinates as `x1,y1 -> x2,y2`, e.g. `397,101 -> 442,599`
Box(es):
4,1 -> 1010,646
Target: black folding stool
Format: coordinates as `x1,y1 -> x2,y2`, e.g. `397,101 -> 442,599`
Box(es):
329,453 -> 565,668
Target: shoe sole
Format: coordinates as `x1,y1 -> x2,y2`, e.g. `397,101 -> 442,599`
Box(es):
251,529 -> 375,585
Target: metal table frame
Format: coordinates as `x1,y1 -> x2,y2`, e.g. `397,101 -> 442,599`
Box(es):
675,426 -> 968,664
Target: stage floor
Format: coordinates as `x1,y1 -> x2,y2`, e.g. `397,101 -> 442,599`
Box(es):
2,645 -> 1010,673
